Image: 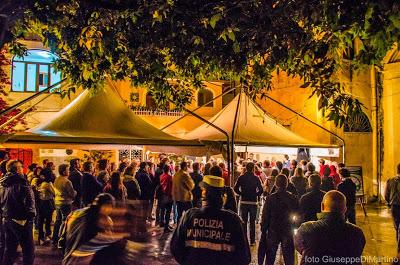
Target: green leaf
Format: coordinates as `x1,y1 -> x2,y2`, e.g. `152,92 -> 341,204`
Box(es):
389,15 -> 400,29
300,82 -> 310,88
82,69 -> 91,81
227,29 -> 235,41
304,54 -> 310,63
210,14 -> 221,29
193,36 -> 203,45
233,42 -> 240,53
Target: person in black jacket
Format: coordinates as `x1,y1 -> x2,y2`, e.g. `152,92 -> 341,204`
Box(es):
259,174 -> 299,265
299,174 -> 325,222
81,161 -> 103,206
234,162 -> 263,245
290,167 -> 308,197
154,158 -> 168,225
190,162 -> 203,208
0,160 -> 36,265
123,166 -> 141,200
135,162 -> 153,200
0,151 -> 9,176
135,162 -> 154,220
337,168 -> 357,224
385,163 -> 400,252
69,158 -> 83,209
224,186 -> 238,213
320,166 -> 335,192
295,191 -> 365,265
171,174 -> 250,265
270,168 -> 298,197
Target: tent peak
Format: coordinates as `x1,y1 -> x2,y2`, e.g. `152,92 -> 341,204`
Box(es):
184,92 -> 336,148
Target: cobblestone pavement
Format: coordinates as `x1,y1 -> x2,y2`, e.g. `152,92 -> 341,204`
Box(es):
15,204 -> 398,265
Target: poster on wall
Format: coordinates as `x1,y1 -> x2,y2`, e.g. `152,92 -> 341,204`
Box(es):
347,166 -> 364,195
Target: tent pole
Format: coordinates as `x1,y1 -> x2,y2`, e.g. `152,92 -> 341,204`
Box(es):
342,145 -> 345,164
263,94 -> 346,162
160,86 -> 237,131
0,81 -> 65,128
231,91 -> 242,186
170,101 -> 232,180
0,78 -> 67,119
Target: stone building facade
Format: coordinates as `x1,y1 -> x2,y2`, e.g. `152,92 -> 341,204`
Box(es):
2,40 -> 400,201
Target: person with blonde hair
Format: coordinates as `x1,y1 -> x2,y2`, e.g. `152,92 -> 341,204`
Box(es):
38,168 -> 55,245
123,166 -> 141,200
291,167 -> 308,197
103,171 -> 127,202
53,164 -> 76,248
172,161 -> 195,223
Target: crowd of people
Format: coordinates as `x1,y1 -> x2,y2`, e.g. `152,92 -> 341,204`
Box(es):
0,150 -> 399,265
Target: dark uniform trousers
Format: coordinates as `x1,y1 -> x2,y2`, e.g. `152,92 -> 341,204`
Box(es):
346,206 -> 356,225
176,201 -> 192,223
258,231 -> 295,265
240,203 -> 257,243
265,231 -> 294,265
2,219 -> 35,265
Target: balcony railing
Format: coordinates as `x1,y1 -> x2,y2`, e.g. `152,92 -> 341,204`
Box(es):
131,107 -> 184,117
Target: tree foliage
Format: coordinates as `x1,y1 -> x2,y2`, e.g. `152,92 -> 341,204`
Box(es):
0,49 -> 27,133
4,0 -> 400,126
0,1 -> 32,133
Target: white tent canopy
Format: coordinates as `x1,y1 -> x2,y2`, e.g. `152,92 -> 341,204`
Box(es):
3,83 -> 201,147
183,92 -> 337,148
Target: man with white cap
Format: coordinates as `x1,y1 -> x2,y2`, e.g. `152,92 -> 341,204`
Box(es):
171,166 -> 250,265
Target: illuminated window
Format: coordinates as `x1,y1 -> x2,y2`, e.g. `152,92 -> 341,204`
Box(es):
11,49 -> 62,92
197,88 -> 213,107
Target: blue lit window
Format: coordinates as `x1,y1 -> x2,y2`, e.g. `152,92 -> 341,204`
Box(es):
11,49 -> 62,92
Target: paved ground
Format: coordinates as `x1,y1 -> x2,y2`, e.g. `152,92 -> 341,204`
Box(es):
15,204 -> 398,265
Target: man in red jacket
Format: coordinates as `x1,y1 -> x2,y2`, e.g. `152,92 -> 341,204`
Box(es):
218,162 -> 230,187
160,165 -> 174,232
318,159 -> 328,177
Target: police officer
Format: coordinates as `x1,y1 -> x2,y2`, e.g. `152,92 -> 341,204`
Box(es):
171,166 -> 251,265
